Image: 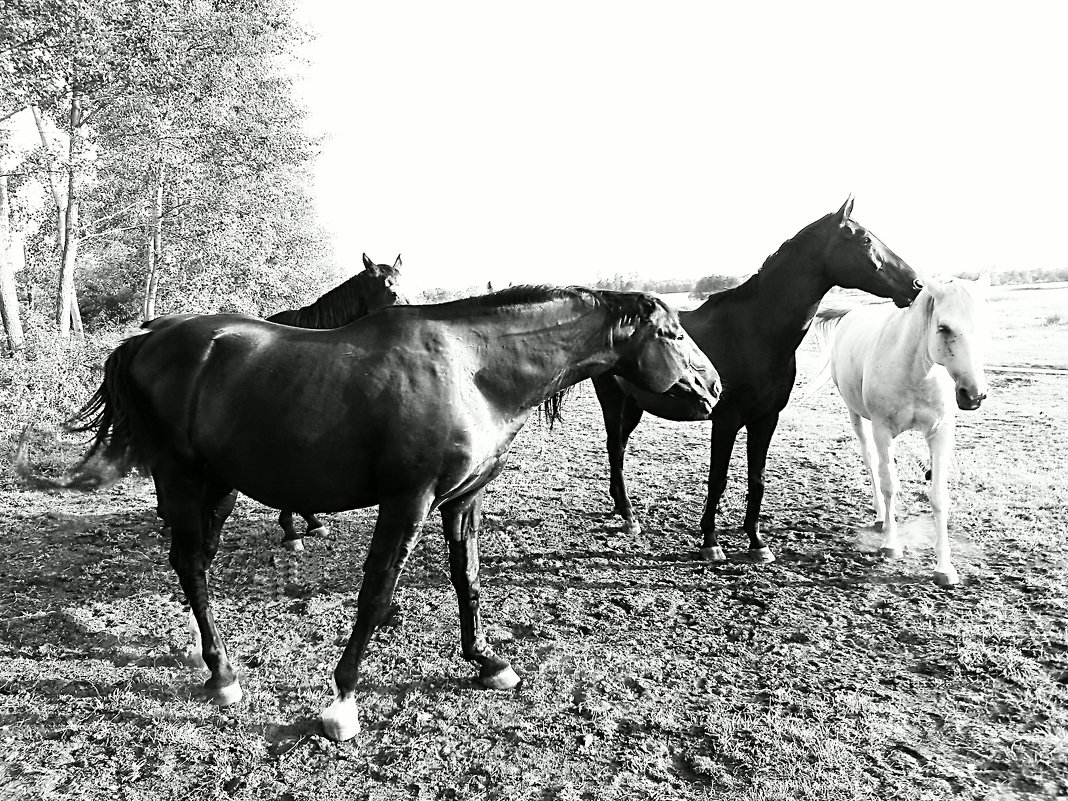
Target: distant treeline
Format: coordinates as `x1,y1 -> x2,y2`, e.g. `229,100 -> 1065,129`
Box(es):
952,267 -> 1068,285
418,266 -> 1068,306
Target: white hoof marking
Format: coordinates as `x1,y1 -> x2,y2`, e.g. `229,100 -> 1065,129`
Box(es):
699,546 -> 727,562
878,546 -> 904,559
282,538 -> 304,552
933,568 -> 960,587
747,546 -> 776,564
321,696 -> 361,742
480,665 -> 521,690
212,680 -> 243,707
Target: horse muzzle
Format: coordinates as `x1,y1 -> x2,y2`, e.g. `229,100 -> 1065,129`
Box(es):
666,372 -> 720,417
956,387 -> 987,411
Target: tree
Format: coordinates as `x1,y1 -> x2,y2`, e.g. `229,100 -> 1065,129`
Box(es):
0,172 -> 26,353
1,0 -> 334,333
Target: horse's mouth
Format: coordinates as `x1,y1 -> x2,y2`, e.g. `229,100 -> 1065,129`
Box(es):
665,379 -> 718,417
956,390 -> 987,411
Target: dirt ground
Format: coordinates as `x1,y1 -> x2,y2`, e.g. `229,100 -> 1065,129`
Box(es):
1,339 -> 1066,800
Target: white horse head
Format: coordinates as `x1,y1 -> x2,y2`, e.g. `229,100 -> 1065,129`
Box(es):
924,274 -> 991,410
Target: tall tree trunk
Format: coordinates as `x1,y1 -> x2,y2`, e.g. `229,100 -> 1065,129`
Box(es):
31,104 -> 66,253
142,162 -> 165,321
56,93 -> 82,339
70,285 -> 83,338
0,175 -> 25,353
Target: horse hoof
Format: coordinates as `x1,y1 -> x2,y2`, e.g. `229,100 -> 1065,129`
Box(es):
282,538 -> 304,552
622,519 -> 641,536
306,526 -> 329,537
321,696 -> 361,742
210,680 -> 243,707
933,569 -> 959,587
180,647 -> 207,670
698,546 -> 727,562
480,665 -> 521,690
744,546 -> 776,564
878,546 -> 904,559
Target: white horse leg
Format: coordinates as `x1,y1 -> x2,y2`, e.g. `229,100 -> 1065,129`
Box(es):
872,424 -> 902,558
849,412 -> 884,528
927,422 -> 959,586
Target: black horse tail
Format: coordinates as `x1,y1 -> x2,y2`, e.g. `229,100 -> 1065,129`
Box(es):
802,307 -> 851,401
16,334 -> 157,491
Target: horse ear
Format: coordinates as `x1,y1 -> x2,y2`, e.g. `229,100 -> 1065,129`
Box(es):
362,253 -> 383,277
393,254 -> 402,271
925,276 -> 946,300
836,194 -> 855,226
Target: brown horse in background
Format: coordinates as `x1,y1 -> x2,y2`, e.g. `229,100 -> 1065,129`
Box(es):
265,252 -> 407,549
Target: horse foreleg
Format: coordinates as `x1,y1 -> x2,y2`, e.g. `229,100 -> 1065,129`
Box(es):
927,421 -> 958,586
739,412 -> 779,562
441,489 -> 519,690
699,413 -> 741,561
871,424 -> 902,558
594,375 -> 644,534
278,511 -> 302,550
323,495 -> 430,742
848,411 -> 885,528
278,511 -> 328,551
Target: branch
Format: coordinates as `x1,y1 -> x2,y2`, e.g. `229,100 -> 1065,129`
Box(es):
0,106 -> 28,124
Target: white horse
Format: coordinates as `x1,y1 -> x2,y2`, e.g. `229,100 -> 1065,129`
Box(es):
813,275 -> 991,585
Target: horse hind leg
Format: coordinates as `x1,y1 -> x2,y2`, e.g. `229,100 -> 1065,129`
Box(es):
870,424 -> 902,559
162,466 -> 241,706
323,494 -> 431,742
848,411 -> 886,531
594,376 -> 644,535
699,414 -> 742,561
441,489 -> 519,690
738,411 -> 779,563
927,423 -> 959,586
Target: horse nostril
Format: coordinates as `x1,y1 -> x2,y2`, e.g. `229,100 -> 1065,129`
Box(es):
913,279 -> 924,291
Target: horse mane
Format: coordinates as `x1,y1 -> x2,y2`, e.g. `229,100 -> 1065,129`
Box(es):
433,284 -> 655,326
269,269 -> 388,329
697,213 -> 837,308
433,285 -> 656,427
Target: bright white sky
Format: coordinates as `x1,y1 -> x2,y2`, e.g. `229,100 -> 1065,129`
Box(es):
294,2 -> 1068,293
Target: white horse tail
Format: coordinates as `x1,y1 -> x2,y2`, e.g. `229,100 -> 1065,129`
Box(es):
801,307 -> 851,400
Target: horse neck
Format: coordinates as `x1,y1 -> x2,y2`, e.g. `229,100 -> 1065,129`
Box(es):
462,299 -> 618,410
284,276 -> 373,329
745,231 -> 834,348
887,293 -> 939,377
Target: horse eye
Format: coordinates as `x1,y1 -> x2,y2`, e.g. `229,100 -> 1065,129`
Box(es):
937,324 -> 951,335
862,237 -> 871,246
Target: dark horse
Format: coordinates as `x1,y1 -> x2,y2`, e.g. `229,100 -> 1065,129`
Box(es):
592,197 -> 923,562
264,252 -> 406,549
31,287 -> 719,741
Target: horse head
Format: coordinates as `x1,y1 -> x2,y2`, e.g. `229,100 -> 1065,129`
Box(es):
924,274 -> 991,410
360,253 -> 408,308
822,196 -> 923,308
611,293 -> 721,416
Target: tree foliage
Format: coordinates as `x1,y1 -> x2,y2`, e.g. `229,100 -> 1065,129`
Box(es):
1,0 -> 335,335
